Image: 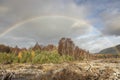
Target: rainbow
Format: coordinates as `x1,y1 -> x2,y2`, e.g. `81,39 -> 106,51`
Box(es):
0,15 -> 119,53
0,15 -> 113,44
0,15 -> 87,37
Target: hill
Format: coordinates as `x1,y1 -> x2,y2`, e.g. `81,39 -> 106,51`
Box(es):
98,44 -> 120,54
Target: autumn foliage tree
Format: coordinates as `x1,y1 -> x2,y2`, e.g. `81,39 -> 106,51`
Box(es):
0,44 -> 10,53
58,38 -> 90,59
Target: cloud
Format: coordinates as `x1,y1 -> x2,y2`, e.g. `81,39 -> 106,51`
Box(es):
101,9 -> 120,35
79,0 -> 120,36
0,6 -> 8,13
0,0 -> 90,35
0,0 -> 89,20
73,26 -> 120,53
0,16 -> 92,47
75,35 -> 117,53
0,36 -> 36,48
0,0 -> 120,53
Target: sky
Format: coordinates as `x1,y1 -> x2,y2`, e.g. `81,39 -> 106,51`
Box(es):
0,0 -> 120,53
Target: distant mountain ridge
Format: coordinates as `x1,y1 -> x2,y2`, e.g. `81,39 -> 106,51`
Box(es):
98,44 -> 120,54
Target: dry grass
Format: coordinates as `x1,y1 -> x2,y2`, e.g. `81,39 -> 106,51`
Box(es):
0,59 -> 120,80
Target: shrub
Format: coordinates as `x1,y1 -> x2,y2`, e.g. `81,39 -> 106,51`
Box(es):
0,53 -> 16,64
32,50 -> 75,64
0,50 -> 75,64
